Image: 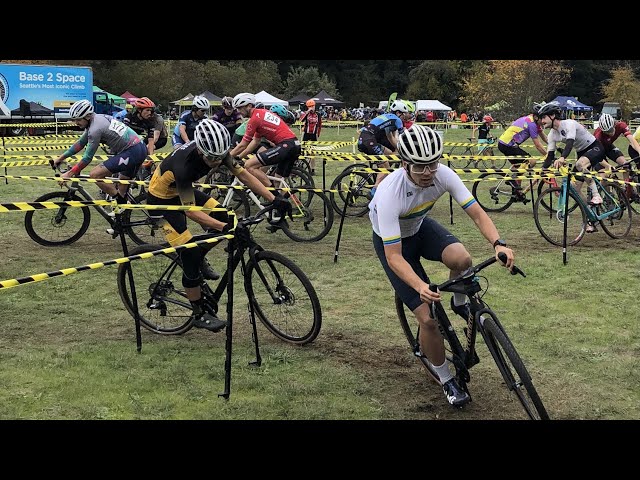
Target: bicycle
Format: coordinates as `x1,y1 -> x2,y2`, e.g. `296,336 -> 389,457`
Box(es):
533,171 -> 632,246
329,160 -> 386,217
204,165 -> 333,243
117,205 -> 322,344
24,160 -> 164,246
458,137 -> 508,170
396,252 -> 549,420
609,159 -> 640,215
471,160 -> 558,213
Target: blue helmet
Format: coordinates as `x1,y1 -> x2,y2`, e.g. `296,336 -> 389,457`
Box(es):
269,104 -> 288,117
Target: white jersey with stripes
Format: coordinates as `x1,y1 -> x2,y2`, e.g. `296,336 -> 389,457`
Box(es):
369,163 -> 476,246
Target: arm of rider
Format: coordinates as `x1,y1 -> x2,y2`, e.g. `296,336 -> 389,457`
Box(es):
236,136 -> 262,159
464,203 -> 514,270
532,136 -> 547,156
553,156 -> 566,169
627,134 -> 640,159
385,243 -> 441,305
147,131 -> 160,155
179,124 -> 189,144
387,130 -> 399,151
539,130 -> 549,144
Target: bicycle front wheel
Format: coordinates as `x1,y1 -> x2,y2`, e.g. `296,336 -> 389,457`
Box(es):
533,187 -> 586,246
24,191 -> 91,246
279,190 -> 334,242
481,315 -> 549,420
122,192 -> 167,246
472,173 -> 515,213
117,243 -> 193,335
246,250 -> 322,345
597,183 -> 632,239
329,165 -> 373,217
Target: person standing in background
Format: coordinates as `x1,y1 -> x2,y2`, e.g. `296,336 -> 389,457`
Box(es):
300,99 -> 322,175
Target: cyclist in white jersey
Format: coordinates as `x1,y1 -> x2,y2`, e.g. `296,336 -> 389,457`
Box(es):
538,101 -> 609,232
369,124 -> 515,408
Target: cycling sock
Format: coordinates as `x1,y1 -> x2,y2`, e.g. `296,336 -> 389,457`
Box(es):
190,298 -> 205,315
453,293 -> 467,307
433,360 -> 454,384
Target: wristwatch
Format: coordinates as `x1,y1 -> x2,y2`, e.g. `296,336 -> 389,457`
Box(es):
493,239 -> 507,249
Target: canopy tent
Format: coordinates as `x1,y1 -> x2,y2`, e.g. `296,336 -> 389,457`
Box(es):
93,86 -> 127,107
310,90 -> 345,108
288,93 -> 311,106
170,93 -> 194,106
550,95 -> 593,111
255,90 -> 288,107
11,101 -> 54,116
415,100 -> 452,111
120,90 -> 140,105
199,90 -> 222,106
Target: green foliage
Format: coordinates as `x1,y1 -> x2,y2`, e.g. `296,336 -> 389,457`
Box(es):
405,60 -> 464,106
600,66 -> 640,120
283,66 -> 338,99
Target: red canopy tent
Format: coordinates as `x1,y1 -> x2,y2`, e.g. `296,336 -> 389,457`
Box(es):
120,91 -> 140,105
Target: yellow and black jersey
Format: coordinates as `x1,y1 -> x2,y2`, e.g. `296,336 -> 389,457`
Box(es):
148,141 -> 243,205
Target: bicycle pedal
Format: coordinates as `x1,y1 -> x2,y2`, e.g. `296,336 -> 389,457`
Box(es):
265,224 -> 280,233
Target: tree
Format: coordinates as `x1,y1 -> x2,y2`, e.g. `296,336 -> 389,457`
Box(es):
600,66 -> 640,120
461,60 -> 571,120
283,66 -> 338,99
405,60 -> 465,108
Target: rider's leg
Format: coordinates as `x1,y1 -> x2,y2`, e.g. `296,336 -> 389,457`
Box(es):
89,165 -> 118,197
441,242 -> 473,309
244,155 -> 272,188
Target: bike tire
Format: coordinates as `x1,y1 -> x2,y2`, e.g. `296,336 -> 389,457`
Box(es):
122,192 -> 168,246
24,191 -> 91,246
329,164 -> 373,217
245,250 -> 322,345
278,190 -> 334,242
117,243 -> 194,335
533,187 -> 586,246
472,173 -> 515,213
597,184 -> 632,239
481,315 -> 550,420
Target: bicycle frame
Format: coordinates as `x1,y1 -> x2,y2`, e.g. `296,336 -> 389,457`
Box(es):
221,172 -> 306,214
558,175 -> 621,223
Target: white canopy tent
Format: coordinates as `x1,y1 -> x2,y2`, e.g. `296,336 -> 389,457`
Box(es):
416,100 -> 451,111
255,90 -> 288,107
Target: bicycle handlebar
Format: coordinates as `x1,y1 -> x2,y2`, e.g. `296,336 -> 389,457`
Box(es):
429,252 -> 525,293
49,159 -> 70,176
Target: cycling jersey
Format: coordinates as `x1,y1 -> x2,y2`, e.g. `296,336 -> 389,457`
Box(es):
499,114 -> 541,146
546,119 -> 596,154
301,110 -> 322,137
242,108 -> 297,144
594,121 -> 632,150
360,113 -> 404,141
122,112 -> 151,136
173,110 -> 206,143
61,114 -> 142,169
148,141 -> 243,202
212,109 -> 243,131
369,164 -> 476,246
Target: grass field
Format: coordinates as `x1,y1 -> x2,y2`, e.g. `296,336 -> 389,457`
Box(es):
0,123 -> 638,420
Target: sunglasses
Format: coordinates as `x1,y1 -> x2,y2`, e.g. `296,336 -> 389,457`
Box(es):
409,163 -> 439,174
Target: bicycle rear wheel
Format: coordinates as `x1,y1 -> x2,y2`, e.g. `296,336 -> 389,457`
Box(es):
24,191 -> 91,246
122,192 -> 167,246
481,314 -> 549,420
596,183 -> 632,239
117,243 -> 194,335
533,187 -> 586,246
246,250 -> 322,345
472,173 -> 515,212
203,168 -> 250,217
279,190 -> 334,242
329,165 -> 373,217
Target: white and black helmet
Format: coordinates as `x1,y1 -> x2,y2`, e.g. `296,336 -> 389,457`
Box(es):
232,92 -> 256,109
69,99 -> 94,119
390,99 -> 412,114
195,119 -> 230,158
193,95 -> 210,110
599,113 -> 615,132
537,101 -> 562,118
397,124 -> 443,164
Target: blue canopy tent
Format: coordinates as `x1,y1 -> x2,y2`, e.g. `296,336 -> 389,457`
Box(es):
550,96 -> 593,111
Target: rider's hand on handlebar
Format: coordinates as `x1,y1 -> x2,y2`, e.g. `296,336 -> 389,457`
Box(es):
553,157 -> 566,169
495,246 -> 514,270
418,283 -> 440,305
268,193 -> 293,222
